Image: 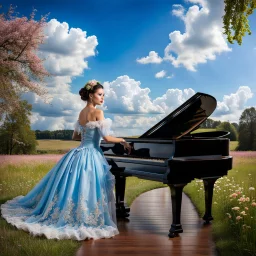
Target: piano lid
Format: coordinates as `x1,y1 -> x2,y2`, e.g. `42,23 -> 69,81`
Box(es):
140,92 -> 217,139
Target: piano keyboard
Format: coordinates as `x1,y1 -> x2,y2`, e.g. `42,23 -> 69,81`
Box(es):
105,154 -> 167,166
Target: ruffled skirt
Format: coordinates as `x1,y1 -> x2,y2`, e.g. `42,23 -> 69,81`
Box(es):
1,147 -> 119,240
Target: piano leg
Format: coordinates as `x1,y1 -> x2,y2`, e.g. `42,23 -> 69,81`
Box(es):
202,178 -> 218,224
115,174 -> 130,218
168,183 -> 187,238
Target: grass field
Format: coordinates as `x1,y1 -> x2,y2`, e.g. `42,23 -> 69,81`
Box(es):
184,152 -> 256,256
0,149 -> 254,256
0,159 -> 166,256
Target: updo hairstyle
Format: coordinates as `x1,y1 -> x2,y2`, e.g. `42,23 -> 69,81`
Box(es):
79,81 -> 104,101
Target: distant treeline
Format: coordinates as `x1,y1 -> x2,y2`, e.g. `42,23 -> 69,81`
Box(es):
34,118 -> 239,140
35,130 -> 74,140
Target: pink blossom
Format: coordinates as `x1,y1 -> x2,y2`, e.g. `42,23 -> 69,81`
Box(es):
0,6 -> 48,114
232,207 -> 240,211
230,193 -> 238,198
236,216 -> 242,221
251,202 -> 256,207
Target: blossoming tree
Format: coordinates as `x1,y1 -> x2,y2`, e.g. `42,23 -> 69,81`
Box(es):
0,5 -> 48,117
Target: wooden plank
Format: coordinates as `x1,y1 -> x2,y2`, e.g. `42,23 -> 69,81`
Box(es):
77,188 -> 216,256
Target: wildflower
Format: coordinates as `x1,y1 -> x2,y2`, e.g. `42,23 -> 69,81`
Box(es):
232,207 -> 240,211
226,213 -> 232,219
245,197 -> 250,202
230,193 -> 238,198
251,202 -> 256,207
245,207 -> 249,210
236,216 -> 242,221
238,197 -> 246,202
240,211 -> 247,216
249,187 -> 255,191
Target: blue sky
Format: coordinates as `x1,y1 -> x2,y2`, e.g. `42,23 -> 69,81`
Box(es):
2,0 -> 256,135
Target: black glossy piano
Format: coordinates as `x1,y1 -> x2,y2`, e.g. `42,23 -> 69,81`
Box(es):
100,92 -> 233,238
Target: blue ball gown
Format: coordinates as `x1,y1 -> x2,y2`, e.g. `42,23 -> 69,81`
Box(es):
1,118 -> 119,240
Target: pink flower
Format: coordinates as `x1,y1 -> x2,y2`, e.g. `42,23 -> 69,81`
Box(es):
236,216 -> 242,221
251,202 -> 256,207
85,80 -> 99,90
232,207 -> 240,211
88,80 -> 98,86
238,197 -> 246,202
230,193 -> 238,198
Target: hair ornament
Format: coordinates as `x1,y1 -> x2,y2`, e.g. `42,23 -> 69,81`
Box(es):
84,80 -> 99,90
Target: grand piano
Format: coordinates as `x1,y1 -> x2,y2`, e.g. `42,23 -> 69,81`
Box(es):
100,92 -> 233,238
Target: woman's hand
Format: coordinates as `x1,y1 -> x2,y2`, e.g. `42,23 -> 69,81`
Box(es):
120,141 -> 132,155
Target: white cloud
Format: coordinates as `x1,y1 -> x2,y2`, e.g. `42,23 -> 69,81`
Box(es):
172,4 -> 185,18
24,19 -> 98,130
164,0 -> 231,71
39,19 -> 98,76
155,70 -> 166,78
136,51 -> 163,64
102,75 -> 163,114
213,86 -> 253,122
167,74 -> 174,79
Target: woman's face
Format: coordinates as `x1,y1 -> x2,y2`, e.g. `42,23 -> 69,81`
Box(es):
91,88 -> 104,105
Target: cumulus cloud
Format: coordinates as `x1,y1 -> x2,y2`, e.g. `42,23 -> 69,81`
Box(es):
213,86 -> 253,122
24,19 -> 98,130
102,75 -> 164,114
164,0 -> 231,71
136,0 -> 231,72
39,19 -> 98,76
136,51 -> 163,64
155,70 -> 166,78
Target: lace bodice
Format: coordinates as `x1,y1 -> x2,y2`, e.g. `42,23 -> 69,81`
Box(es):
74,118 -> 113,149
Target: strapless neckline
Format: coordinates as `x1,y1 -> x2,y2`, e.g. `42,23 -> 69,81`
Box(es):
78,118 -> 109,128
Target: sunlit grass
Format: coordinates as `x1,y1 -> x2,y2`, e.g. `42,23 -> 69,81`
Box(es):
184,154 -> 256,256
0,161 -> 165,256
0,162 -> 80,256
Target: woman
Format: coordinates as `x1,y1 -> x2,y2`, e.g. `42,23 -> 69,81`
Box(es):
1,80 -> 131,240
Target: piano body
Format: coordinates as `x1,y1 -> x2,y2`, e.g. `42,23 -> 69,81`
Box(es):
100,92 -> 233,238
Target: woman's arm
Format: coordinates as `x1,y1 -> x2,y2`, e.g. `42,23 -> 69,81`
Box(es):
96,110 -> 131,153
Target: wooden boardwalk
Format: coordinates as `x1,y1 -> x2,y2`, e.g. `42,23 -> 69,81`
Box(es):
76,187 -> 216,256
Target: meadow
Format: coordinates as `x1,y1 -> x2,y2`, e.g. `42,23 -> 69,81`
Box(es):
0,160 -> 165,256
0,148 -> 255,256
184,152 -> 256,256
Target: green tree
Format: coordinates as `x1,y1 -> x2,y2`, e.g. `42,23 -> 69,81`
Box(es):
237,107 -> 256,150
231,122 -> 239,131
216,122 -> 238,141
223,0 -> 256,45
0,100 -> 37,154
